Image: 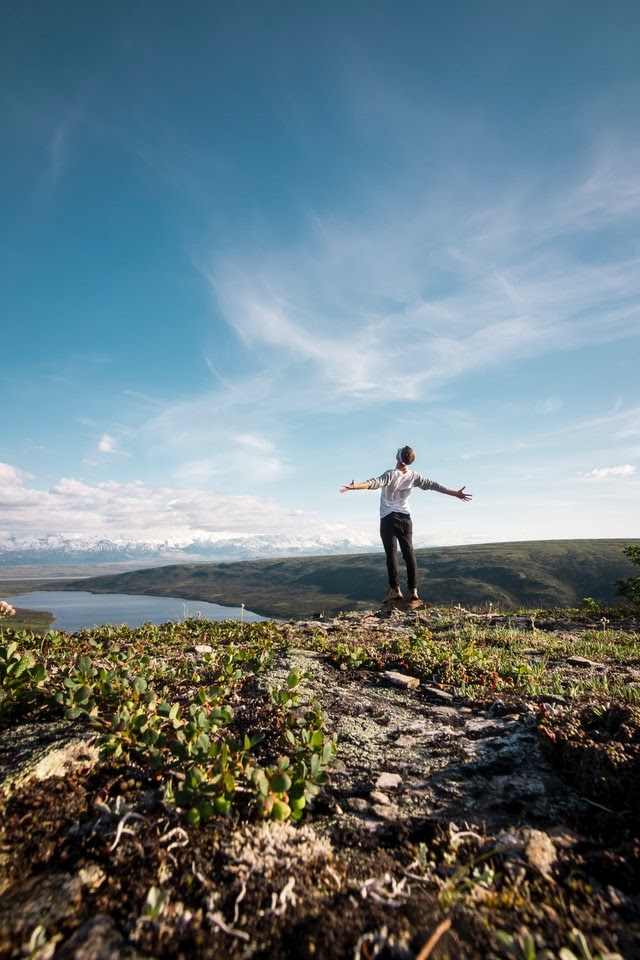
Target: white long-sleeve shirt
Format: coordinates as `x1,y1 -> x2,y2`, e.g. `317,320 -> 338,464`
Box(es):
367,468 -> 448,518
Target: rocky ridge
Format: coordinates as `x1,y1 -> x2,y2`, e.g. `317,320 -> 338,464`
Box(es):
0,606 -> 639,959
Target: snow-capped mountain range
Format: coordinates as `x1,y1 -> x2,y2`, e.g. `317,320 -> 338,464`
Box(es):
0,534 -> 375,566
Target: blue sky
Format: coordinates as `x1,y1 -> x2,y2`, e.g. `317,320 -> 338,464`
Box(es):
1,1 -> 639,550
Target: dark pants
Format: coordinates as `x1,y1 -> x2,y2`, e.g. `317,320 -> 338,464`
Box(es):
380,511 -> 418,591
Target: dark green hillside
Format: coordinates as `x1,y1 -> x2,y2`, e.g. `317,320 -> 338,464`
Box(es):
54,539 -> 640,619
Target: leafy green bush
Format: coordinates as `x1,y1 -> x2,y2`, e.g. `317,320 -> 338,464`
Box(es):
615,544 -> 640,608
0,640 -> 49,718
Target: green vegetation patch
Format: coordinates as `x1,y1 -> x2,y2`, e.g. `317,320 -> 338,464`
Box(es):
0,618 -> 336,826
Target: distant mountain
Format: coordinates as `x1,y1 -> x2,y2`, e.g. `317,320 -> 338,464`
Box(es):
0,534 -> 375,566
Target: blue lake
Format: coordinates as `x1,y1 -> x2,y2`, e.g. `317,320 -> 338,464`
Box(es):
5,591 -> 268,633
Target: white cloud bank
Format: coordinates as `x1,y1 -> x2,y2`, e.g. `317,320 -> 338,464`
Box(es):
2,449 -> 638,549
0,461 -> 349,545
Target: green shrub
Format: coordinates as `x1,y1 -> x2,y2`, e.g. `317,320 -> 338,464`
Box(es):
616,544 -> 640,609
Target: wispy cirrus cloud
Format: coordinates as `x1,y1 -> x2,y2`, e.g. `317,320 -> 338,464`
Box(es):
45,106 -> 85,183
167,431 -> 289,484
574,405 -> 640,441
208,141 -> 640,408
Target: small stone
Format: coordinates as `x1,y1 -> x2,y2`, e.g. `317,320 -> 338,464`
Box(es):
524,829 -> 556,876
375,772 -> 403,790
391,735 -> 417,748
371,802 -> 401,821
464,718 -> 505,736
567,656 -> 601,668
423,686 -> 454,703
346,797 -> 370,813
369,790 -> 391,805
383,671 -> 420,690
78,865 -> 106,890
1,726 -> 100,798
495,828 -> 557,877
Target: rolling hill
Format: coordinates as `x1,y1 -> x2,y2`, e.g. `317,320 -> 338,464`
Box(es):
50,538 -> 640,620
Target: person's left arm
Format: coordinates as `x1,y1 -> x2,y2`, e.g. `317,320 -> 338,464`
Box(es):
443,485 -> 472,501
414,474 -> 472,501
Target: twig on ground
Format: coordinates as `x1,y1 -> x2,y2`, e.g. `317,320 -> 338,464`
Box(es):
415,917 -> 452,960
109,811 -> 145,851
360,873 -> 408,907
271,876 -> 297,916
233,880 -> 247,925
160,826 -> 190,852
209,911 -> 250,942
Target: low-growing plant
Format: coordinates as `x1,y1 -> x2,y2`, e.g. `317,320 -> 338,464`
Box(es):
495,927 -> 623,960
0,619 -> 336,825
494,929 -> 555,959
53,651 -> 153,720
581,597 -> 604,615
170,736 -> 247,826
330,642 -> 371,669
267,667 -> 306,709
0,640 -> 49,719
251,674 -> 338,821
558,928 -> 624,960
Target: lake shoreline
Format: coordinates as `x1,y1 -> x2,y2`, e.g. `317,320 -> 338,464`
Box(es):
3,589 -> 268,633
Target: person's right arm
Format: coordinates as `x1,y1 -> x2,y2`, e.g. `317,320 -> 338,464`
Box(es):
339,480 -> 371,493
340,469 -> 392,493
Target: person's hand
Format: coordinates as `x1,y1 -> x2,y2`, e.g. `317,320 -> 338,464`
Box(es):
340,481 -> 355,493
456,486 -> 472,501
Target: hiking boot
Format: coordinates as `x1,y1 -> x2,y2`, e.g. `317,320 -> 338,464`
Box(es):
383,587 -> 403,603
